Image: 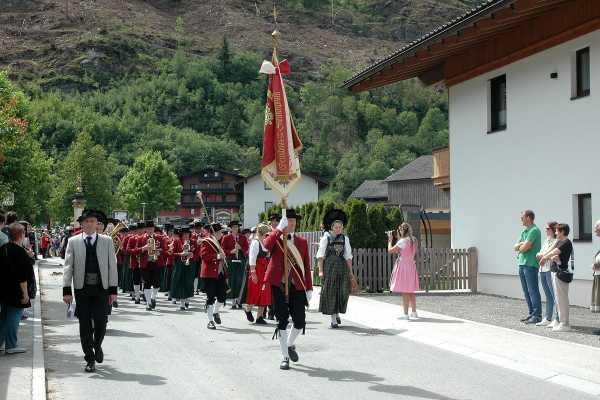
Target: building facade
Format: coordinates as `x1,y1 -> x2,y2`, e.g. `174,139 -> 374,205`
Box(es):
244,173 -> 326,228
159,169 -> 244,225
344,0 -> 600,305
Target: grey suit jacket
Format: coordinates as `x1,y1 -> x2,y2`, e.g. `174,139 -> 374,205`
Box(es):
63,233 -> 118,296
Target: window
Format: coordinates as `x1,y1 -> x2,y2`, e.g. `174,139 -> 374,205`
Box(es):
576,193 -> 592,241
264,202 -> 274,212
264,181 -> 271,191
574,47 -> 591,99
489,75 -> 507,133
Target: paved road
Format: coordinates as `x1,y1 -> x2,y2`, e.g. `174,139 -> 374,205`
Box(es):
39,260 -> 595,400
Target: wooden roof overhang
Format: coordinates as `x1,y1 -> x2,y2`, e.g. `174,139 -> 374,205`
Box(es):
343,0 -> 600,91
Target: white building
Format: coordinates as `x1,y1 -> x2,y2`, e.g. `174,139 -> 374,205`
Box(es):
344,0 -> 599,306
243,173 -> 327,228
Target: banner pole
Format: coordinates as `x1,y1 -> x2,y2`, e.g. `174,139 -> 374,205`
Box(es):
281,196 -> 289,300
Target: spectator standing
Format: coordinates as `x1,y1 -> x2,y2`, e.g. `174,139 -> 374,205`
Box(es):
0,223 -> 35,354
591,220 -> 600,319
0,213 -> 8,247
536,221 -> 558,326
540,223 -> 573,332
514,210 -> 542,324
2,211 -> 17,239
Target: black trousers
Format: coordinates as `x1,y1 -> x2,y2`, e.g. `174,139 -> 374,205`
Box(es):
132,268 -> 141,285
141,262 -> 161,288
203,275 -> 227,306
75,289 -> 109,363
165,267 -> 173,293
271,285 -> 306,331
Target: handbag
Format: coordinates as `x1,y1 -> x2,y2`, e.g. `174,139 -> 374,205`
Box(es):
556,250 -> 574,283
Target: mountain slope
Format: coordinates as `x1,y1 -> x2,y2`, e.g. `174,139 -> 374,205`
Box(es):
1,0 -> 477,90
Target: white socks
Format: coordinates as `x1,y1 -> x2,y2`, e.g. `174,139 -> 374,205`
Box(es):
152,288 -> 158,300
134,285 -> 141,299
144,289 -> 152,303
279,332 -> 289,360
207,304 -> 215,322
331,315 -> 337,323
288,327 -> 302,347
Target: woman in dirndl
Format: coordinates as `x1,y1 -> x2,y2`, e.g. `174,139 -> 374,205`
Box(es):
243,223 -> 272,325
170,228 -> 196,310
591,220 -> 600,318
388,222 -> 419,320
318,209 -> 354,329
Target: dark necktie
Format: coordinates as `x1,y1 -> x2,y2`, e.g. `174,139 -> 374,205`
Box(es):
86,236 -> 92,247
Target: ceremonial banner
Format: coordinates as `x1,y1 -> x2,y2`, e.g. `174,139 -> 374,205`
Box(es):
260,59 -> 302,197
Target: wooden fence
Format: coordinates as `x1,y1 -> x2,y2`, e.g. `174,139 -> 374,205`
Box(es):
297,232 -> 478,293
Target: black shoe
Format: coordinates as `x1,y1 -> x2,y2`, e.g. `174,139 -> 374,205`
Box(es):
168,296 -> 172,301
520,315 -> 532,322
151,299 -> 156,309
146,305 -> 153,311
207,321 -> 216,330
267,313 -> 275,321
185,302 -> 190,310
164,292 -> 169,297
330,322 -> 339,329
592,329 -> 600,336
195,290 -> 200,295
245,310 -> 255,322
141,294 -> 146,301
129,296 -> 135,301
112,301 -> 119,309
280,358 -> 290,370
85,361 -> 96,373
288,346 -> 299,362
94,347 -> 103,363
255,317 -> 267,325
135,298 -> 140,305
336,316 -> 341,325
179,305 -> 186,311
213,313 -> 221,324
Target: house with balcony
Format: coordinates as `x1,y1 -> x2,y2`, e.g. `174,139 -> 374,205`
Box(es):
344,0 -> 598,306
159,169 -> 244,225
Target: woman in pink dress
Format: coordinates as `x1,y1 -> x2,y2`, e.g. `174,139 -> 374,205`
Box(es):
388,223 -> 419,320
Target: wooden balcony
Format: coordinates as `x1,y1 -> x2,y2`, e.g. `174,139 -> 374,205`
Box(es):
432,147 -> 450,191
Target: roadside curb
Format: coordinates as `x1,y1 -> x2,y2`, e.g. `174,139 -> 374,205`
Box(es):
32,261 -> 47,400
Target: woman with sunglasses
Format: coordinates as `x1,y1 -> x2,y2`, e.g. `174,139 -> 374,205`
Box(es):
536,222 -> 559,327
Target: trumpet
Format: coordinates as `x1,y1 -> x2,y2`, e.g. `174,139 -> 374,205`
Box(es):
110,221 -> 127,255
182,240 -> 192,266
148,234 -> 159,262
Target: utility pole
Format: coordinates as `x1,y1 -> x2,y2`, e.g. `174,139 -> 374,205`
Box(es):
141,202 -> 146,221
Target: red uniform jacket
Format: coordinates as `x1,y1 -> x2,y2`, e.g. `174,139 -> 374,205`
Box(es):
263,230 -> 313,292
115,232 -> 125,265
191,231 -> 204,262
220,233 -> 249,259
125,234 -> 139,269
171,238 -> 183,263
200,237 -> 225,279
130,234 -> 150,269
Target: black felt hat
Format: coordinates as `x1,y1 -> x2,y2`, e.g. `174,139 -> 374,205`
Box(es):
285,209 -> 302,220
77,209 -> 99,223
210,223 -> 223,233
137,222 -> 146,229
323,209 -> 348,231
95,210 -> 108,227
228,220 -> 241,227
193,220 -> 204,228
145,220 -> 155,228
179,227 -> 191,234
268,213 -> 281,221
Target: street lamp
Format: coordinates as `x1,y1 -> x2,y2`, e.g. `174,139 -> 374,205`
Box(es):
141,202 -> 147,221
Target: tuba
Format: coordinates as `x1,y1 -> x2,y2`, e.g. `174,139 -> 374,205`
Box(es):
147,234 -> 159,262
110,222 -> 127,255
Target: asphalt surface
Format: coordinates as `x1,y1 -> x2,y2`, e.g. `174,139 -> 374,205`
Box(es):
39,261 -> 596,400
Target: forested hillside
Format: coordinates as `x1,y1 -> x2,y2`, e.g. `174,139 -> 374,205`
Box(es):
0,0 -> 477,222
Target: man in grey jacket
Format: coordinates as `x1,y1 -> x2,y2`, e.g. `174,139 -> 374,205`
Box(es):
63,209 -> 118,372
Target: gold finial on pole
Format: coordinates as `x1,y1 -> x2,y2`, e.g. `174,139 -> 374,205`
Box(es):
272,1 -> 281,62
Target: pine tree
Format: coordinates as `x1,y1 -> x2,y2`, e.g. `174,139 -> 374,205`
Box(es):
368,204 -> 387,248
386,207 -> 404,231
346,199 -> 372,249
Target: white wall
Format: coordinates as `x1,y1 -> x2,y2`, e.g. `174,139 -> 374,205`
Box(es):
449,30 -> 600,306
243,174 -> 320,228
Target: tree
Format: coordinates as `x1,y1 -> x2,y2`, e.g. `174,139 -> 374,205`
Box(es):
118,151 -> 181,219
345,199 -> 372,249
367,204 -> 387,248
386,207 -> 404,231
0,71 -> 52,222
49,132 -> 115,223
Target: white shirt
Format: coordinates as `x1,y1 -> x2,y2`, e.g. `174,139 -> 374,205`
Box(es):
248,239 -> 267,266
538,237 -> 558,272
83,232 -> 98,246
316,232 -> 353,261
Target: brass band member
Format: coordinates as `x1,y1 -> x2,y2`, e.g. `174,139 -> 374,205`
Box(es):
200,223 -> 228,330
